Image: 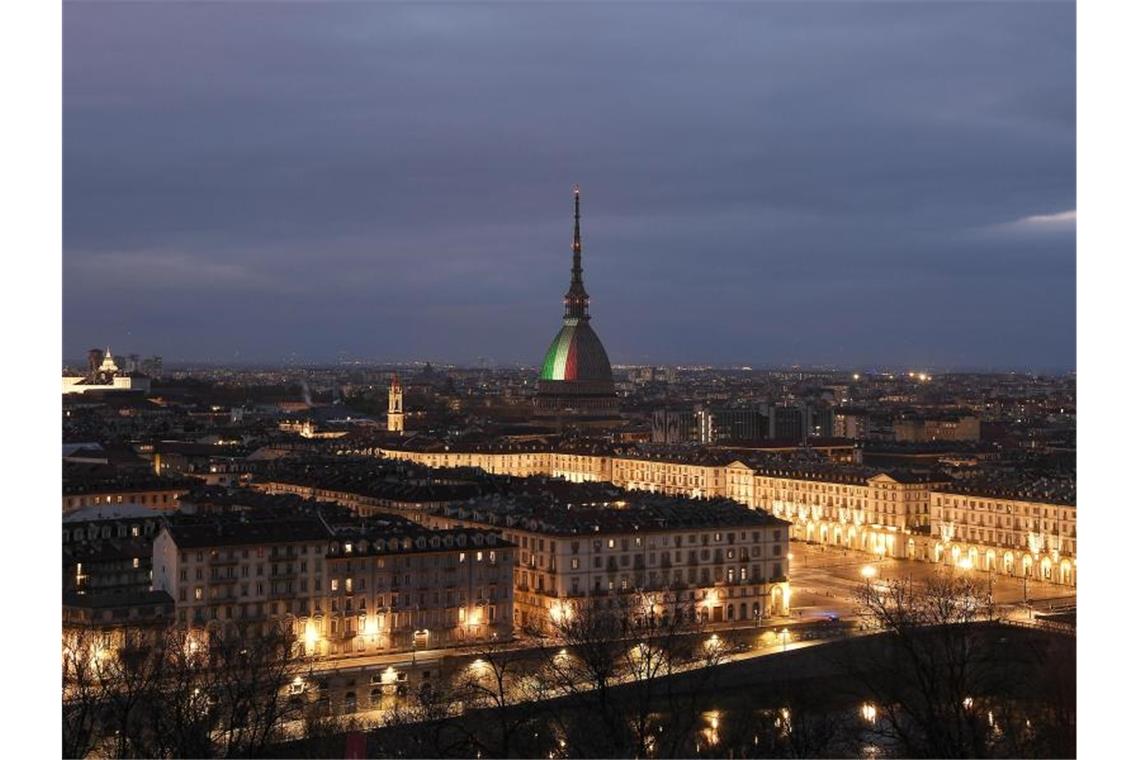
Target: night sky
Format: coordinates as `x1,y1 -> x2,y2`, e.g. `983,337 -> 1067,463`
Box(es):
63,2 -> 1075,371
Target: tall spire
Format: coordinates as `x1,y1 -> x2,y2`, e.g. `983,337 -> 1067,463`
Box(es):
564,184 -> 590,320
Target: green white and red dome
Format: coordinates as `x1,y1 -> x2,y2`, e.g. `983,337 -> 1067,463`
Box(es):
540,318 -> 613,384
536,187 -> 616,410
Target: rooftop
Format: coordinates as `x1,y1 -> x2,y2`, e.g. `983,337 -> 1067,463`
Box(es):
63,502 -> 161,523
934,473 -> 1076,506
437,492 -> 787,536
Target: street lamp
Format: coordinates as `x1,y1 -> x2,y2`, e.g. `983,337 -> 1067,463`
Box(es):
860,565 -> 877,580
780,628 -> 790,652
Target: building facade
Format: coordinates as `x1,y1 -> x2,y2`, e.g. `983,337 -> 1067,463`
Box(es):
929,483 -> 1076,586
362,440 -> 1076,588
151,513 -> 514,659
419,497 -> 791,633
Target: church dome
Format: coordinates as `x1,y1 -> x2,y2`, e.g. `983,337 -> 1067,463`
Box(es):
540,318 -> 613,385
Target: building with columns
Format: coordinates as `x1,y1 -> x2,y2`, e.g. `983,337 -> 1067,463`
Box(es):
929,477 -> 1076,586
354,439 -> 1076,588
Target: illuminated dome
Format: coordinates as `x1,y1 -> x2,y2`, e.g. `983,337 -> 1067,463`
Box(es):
540,318 -> 613,388
536,186 -> 617,414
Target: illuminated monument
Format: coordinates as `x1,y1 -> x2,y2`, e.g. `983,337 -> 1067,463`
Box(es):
387,373 -> 404,434
536,186 -> 618,416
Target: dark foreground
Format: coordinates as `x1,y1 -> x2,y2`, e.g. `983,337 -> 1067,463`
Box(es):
276,623 -> 1075,759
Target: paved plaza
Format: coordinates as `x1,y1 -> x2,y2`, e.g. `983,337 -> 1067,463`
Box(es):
787,540 -> 1076,622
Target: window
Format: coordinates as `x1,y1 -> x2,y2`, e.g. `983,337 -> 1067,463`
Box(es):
331,579 -> 339,591
194,587 -> 203,601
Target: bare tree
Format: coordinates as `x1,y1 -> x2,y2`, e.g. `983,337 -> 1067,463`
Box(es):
62,619 -> 308,758
452,637 -> 540,757
136,626 -> 218,759
844,569 -> 1044,758
91,626 -> 168,758
209,620 -> 308,758
522,590 -> 727,758
62,626 -> 105,759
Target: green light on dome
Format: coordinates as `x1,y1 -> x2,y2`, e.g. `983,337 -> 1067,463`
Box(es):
541,324 -> 575,380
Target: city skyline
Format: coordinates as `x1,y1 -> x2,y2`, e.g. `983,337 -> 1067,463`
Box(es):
64,2 -> 1075,370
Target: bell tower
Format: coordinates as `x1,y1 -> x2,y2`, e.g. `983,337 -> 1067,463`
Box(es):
387,373 -> 404,434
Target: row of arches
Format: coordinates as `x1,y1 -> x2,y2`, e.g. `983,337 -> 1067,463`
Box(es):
791,518 -> 1076,588
932,543 -> 1075,586
800,522 -> 911,559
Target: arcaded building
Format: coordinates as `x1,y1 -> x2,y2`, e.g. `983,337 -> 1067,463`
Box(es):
930,476 -> 1076,586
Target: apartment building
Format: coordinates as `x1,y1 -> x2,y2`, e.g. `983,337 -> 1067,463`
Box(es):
151,509 -> 513,659
419,494 -> 791,633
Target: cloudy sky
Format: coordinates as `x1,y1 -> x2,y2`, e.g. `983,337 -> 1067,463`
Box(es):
64,1 -> 1075,371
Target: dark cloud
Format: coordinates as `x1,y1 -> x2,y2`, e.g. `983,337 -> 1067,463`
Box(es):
64,1 -> 1075,370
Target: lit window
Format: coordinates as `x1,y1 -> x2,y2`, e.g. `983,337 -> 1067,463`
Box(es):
194,587 -> 203,600
346,578 -> 353,592
331,579 -> 339,591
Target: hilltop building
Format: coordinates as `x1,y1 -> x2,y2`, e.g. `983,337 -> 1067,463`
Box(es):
62,347 -> 152,395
